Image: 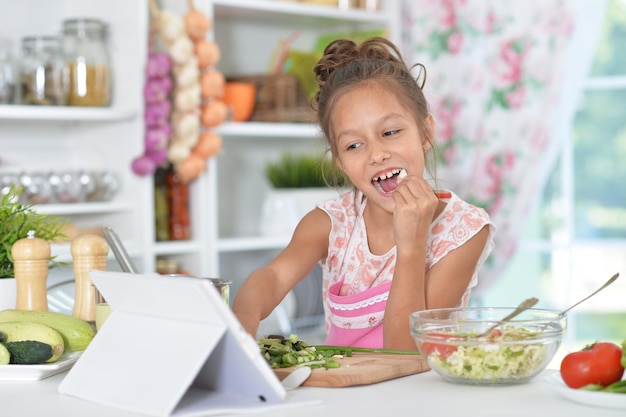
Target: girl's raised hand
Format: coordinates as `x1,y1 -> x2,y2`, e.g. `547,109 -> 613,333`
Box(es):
392,170 -> 439,250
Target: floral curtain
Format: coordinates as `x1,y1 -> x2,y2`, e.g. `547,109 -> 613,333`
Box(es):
400,0 -> 579,293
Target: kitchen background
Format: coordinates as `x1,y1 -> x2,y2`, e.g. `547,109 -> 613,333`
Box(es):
0,0 -> 624,352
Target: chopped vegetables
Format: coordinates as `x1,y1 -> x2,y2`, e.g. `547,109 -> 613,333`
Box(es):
258,334 -> 340,369
258,335 -> 422,370
426,326 -> 552,381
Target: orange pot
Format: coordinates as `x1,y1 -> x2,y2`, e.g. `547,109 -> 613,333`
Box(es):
222,82 -> 256,122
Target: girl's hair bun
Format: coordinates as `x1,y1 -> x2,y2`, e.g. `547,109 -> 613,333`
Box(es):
313,39 -> 359,87
313,37 -> 409,102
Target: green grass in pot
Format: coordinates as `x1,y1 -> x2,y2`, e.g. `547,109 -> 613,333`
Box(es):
0,186 -> 67,278
265,153 -> 350,189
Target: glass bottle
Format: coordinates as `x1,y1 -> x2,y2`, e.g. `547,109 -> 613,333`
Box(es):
0,37 -> 15,104
154,166 -> 170,241
165,165 -> 190,241
19,36 -> 66,105
62,18 -> 111,107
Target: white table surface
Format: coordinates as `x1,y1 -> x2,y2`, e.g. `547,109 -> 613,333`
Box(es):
1,367 -> 624,417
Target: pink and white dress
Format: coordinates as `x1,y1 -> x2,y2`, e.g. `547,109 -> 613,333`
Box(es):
317,190 -> 495,348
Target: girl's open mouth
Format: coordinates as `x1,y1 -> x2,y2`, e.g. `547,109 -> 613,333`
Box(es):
372,168 -> 404,194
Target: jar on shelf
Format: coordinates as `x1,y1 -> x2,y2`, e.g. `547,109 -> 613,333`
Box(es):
154,167 -> 170,241
165,165 -> 190,241
19,36 -> 66,106
62,18 -> 111,107
0,37 -> 16,104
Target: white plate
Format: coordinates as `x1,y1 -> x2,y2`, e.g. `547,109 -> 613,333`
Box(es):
0,351 -> 82,382
544,370 -> 626,409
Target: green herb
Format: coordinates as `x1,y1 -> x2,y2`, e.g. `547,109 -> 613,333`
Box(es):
265,153 -> 349,189
0,185 -> 67,278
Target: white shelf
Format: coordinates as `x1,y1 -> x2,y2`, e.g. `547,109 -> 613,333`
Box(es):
33,201 -> 134,216
213,0 -> 390,25
217,236 -> 290,252
0,105 -> 137,122
217,122 -> 321,138
153,240 -> 204,256
51,240 -> 143,264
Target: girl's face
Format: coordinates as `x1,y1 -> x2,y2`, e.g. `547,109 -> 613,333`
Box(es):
331,83 -> 433,212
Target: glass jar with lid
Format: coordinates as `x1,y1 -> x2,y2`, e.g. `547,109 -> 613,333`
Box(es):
19,36 -> 66,106
62,18 -> 111,107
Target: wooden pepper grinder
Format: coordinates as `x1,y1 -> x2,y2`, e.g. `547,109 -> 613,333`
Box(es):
71,234 -> 109,322
12,230 -> 51,311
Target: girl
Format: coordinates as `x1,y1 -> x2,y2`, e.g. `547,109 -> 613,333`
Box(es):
233,37 -> 496,350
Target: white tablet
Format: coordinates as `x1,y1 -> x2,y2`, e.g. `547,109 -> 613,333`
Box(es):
59,271 -> 287,417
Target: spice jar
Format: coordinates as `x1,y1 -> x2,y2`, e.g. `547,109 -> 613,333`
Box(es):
62,18 -> 111,107
19,36 -> 66,105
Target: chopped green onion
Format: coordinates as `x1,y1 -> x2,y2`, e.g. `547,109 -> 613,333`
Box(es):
258,335 -> 422,371
311,345 -> 421,355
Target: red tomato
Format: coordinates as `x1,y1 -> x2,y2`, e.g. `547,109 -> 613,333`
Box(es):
420,333 -> 458,359
560,342 -> 625,389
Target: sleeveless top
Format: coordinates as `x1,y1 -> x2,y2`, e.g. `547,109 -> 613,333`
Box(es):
317,190 -> 495,348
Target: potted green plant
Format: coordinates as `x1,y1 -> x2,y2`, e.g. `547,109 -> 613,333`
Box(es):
0,186 -> 67,308
260,153 -> 351,236
264,152 -> 349,189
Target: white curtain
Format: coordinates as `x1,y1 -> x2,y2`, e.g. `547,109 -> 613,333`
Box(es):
400,0 -> 607,294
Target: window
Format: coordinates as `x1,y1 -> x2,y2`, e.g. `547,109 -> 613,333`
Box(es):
478,0 -> 626,354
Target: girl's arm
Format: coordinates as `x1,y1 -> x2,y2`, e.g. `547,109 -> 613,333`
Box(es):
232,208 -> 331,338
383,175 -> 491,349
385,224 -> 490,350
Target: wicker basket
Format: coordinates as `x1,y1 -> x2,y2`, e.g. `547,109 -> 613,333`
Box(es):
228,74 -> 315,123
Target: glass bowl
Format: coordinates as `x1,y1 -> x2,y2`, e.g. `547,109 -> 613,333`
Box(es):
410,307 -> 566,385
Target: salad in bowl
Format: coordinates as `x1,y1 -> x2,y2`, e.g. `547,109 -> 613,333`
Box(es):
410,307 -> 566,385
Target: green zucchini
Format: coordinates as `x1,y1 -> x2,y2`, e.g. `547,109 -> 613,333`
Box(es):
0,343 -> 9,364
0,322 -> 64,362
4,340 -> 53,364
0,309 -> 94,351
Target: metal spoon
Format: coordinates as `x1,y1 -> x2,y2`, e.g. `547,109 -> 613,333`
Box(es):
557,272 -> 619,317
280,366 -> 312,391
102,226 -> 138,273
477,297 -> 539,338
478,272 -> 620,338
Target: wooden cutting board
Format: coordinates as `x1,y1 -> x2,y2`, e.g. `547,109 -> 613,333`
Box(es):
273,352 -> 430,387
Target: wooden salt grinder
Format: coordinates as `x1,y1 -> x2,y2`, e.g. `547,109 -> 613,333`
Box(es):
12,230 -> 51,311
71,234 -> 109,322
